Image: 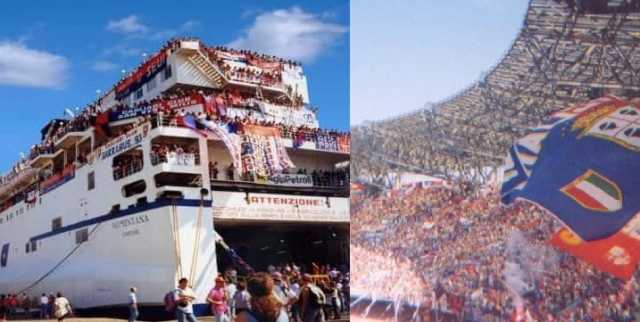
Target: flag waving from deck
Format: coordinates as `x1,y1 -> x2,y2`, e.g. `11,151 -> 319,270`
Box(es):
501,96 -> 640,242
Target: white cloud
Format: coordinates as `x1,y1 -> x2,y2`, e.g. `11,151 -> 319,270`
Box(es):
151,19 -> 200,40
103,44 -> 143,58
152,29 -> 178,40
0,41 -> 68,89
228,7 -> 347,63
181,20 -> 200,32
106,15 -> 148,34
92,60 -> 118,72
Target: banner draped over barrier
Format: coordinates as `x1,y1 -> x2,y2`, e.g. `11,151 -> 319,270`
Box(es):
115,50 -> 167,99
316,134 -> 338,151
241,125 -> 295,178
200,120 -> 242,171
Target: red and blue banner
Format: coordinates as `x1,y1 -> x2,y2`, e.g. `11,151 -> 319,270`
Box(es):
109,105 -> 154,122
550,226 -> 640,280
502,96 -> 640,241
115,50 -> 167,99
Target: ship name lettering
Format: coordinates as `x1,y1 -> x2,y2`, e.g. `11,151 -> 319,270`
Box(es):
112,214 -> 150,229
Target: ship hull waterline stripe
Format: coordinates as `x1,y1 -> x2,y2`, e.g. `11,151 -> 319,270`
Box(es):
29,198 -> 213,242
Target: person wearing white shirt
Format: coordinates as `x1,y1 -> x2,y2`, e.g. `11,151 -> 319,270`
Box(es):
39,293 -> 49,319
174,278 -> 197,322
289,280 -> 302,322
232,281 -> 251,317
225,279 -> 237,317
128,287 -> 138,322
53,293 -> 72,322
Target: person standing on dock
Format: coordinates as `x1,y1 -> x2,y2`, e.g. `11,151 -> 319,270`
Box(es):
234,272 -> 288,322
299,275 -> 325,322
207,276 -> 230,322
174,278 -> 198,322
232,281 -> 251,318
39,293 -> 49,319
53,292 -> 72,322
128,287 -> 139,322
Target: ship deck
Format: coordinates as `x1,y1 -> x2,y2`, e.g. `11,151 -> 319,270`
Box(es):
210,179 -> 348,197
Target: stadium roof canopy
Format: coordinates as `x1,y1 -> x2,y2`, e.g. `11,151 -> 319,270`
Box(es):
352,0 -> 640,182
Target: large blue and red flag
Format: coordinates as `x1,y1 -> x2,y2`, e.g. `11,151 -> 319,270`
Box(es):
501,96 -> 640,242
550,225 -> 640,280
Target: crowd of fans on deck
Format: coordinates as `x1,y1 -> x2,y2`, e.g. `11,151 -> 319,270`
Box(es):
209,46 -> 301,67
145,88 -> 348,144
206,46 -> 306,105
112,150 -> 144,181
150,143 -> 199,166
305,168 -> 349,188
1,44 -> 346,179
222,64 -> 283,87
208,160 -> 349,190
351,183 -> 640,322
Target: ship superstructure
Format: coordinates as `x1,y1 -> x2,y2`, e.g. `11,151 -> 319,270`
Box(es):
0,38 -> 349,316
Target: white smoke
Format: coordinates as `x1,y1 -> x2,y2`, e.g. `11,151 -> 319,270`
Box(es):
503,230 -> 559,319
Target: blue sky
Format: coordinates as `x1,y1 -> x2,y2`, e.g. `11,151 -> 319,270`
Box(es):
351,0 -> 529,125
0,0 -> 349,170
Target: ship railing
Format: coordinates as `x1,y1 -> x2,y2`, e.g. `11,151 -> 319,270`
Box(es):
52,123 -> 90,143
152,115 -> 183,129
113,160 -> 143,181
0,162 -> 31,185
150,152 -> 200,166
208,167 -> 349,190
151,115 -> 351,154
40,165 -> 75,194
227,74 -> 286,91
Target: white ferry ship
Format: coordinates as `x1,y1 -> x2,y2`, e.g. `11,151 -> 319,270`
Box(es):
0,38 -> 349,318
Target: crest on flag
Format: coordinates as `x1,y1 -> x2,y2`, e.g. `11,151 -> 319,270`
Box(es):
606,246 -> 632,266
501,96 -> 640,241
573,102 -> 640,152
560,169 -> 622,212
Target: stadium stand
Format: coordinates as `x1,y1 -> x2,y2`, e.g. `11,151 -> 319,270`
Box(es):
352,0 -> 640,184
352,0 -> 640,321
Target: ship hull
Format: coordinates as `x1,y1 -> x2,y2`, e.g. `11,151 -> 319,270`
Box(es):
0,199 -> 219,319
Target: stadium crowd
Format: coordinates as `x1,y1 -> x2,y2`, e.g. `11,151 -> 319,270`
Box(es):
352,183 -> 640,321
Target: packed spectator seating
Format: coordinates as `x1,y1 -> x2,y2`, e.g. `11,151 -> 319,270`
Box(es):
351,183 -> 640,321
351,0 -> 640,185
350,1 -> 640,320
